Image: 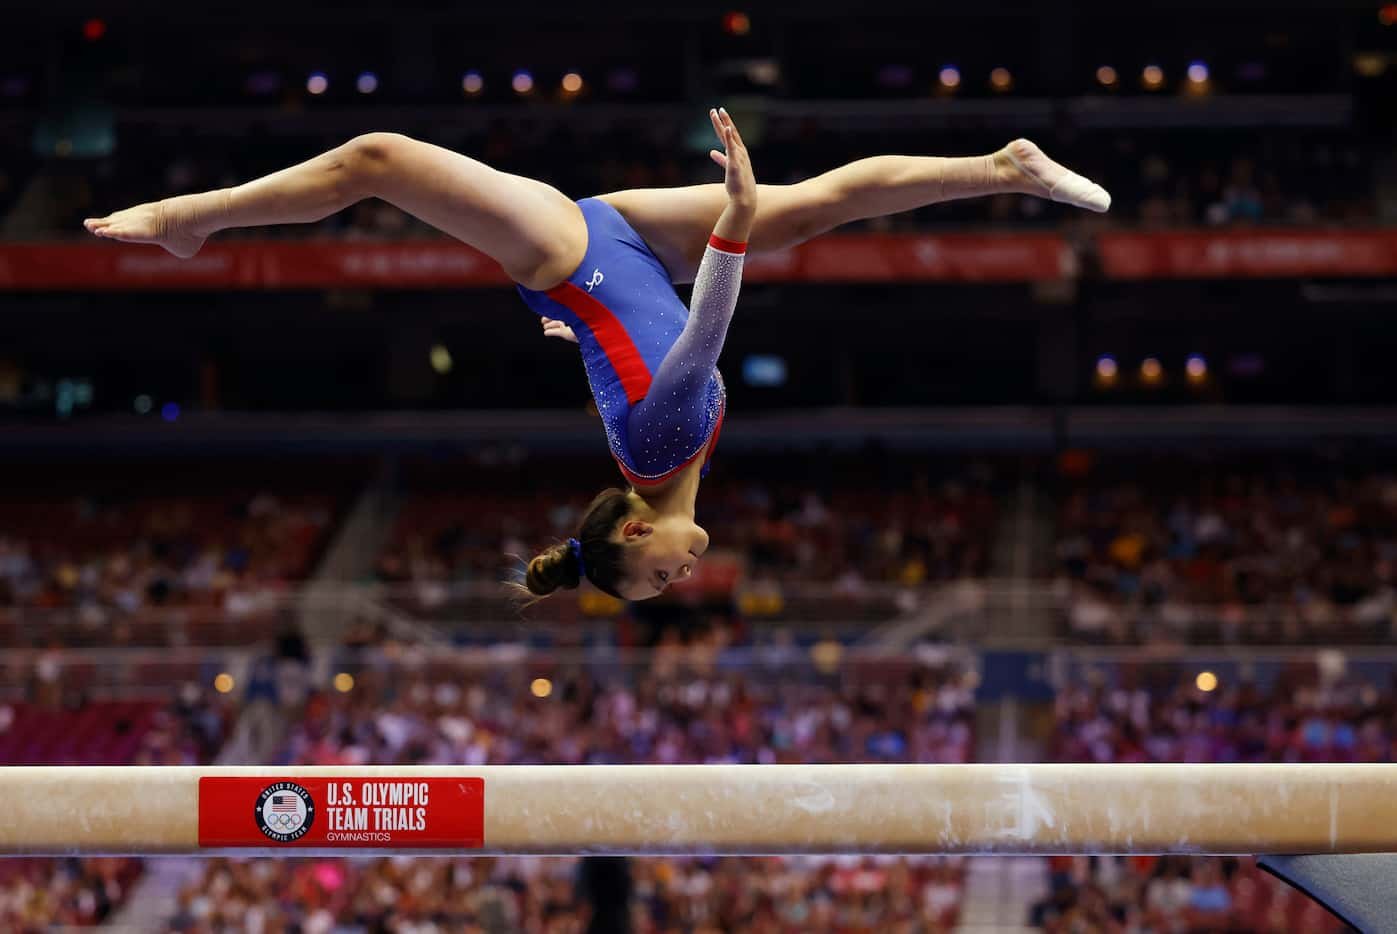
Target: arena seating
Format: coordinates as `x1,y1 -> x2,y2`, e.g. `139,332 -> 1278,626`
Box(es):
0,688 -> 230,928
378,456 -> 999,634
0,461 -> 359,648
166,656 -> 975,930
1034,668 -> 1396,930
1054,455 -> 1397,644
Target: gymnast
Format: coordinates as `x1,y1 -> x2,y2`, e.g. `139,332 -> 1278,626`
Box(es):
83,108 -> 1109,600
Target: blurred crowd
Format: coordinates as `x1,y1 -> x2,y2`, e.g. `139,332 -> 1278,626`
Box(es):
10,452 -> 1397,650
166,661 -> 974,932
0,857 -> 143,932
0,464 -> 350,648
0,121 -> 1384,239
1036,670 -> 1393,931
1033,855 -> 1344,934
169,853 -> 968,934
1096,131 -> 1377,229
0,684 -> 233,930
281,661 -> 976,768
0,686 -> 232,767
1051,672 -> 1397,764
377,458 -> 1000,622
1055,459 -> 1397,644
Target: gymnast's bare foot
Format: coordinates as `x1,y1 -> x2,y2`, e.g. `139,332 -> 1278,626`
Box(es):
83,198 -> 208,258
995,138 -> 1112,213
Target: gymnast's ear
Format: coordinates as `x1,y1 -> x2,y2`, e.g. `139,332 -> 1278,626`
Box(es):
621,519 -> 653,541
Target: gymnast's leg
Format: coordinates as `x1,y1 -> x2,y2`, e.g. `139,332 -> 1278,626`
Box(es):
600,138 -> 1109,283
83,132 -> 587,290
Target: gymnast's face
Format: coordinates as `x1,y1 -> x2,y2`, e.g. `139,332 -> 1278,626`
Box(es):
615,514 -> 710,600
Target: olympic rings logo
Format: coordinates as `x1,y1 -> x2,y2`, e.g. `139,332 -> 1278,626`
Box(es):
255,782 -> 315,842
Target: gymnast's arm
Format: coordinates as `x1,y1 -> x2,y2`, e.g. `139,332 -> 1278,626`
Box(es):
628,108 -> 754,445
630,236 -> 746,435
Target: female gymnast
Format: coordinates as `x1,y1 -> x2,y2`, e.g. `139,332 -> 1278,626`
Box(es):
83,109 -> 1109,601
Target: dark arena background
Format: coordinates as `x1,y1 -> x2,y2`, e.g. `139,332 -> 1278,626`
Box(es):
2,0 -> 1397,931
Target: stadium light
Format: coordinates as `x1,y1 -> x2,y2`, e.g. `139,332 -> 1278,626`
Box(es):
1140,357 -> 1164,385
1187,61 -> 1209,83
989,67 -> 1013,91
1186,354 -> 1208,384
1096,65 -> 1119,87
938,66 -> 961,89
512,70 -> 534,94
356,72 -> 378,94
1095,355 -> 1118,386
1354,54 -> 1388,78
561,71 -> 584,94
306,72 -> 329,95
1142,65 -> 1164,90
745,60 -> 780,85
462,71 -> 484,95
429,344 -> 453,375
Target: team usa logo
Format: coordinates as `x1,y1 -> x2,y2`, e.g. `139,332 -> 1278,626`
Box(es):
254,782 -> 315,843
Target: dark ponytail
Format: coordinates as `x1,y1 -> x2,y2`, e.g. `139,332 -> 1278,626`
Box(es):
519,488 -> 633,600
523,541 -> 582,596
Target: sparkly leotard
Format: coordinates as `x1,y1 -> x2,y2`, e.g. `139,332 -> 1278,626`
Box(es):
516,198 -> 745,486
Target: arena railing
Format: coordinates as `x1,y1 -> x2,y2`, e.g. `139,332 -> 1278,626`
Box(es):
9,638 -> 1397,703
0,641 -> 982,703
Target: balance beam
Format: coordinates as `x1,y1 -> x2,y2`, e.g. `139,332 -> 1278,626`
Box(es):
3,763 -> 1396,857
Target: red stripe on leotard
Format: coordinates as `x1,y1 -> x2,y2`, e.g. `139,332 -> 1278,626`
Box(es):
705,398 -> 726,468
545,281 -> 652,405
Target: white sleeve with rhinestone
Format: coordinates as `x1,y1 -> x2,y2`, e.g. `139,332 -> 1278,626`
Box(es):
626,237 -> 746,472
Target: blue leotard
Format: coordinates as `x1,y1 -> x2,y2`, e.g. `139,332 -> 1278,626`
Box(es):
516,197 -> 745,487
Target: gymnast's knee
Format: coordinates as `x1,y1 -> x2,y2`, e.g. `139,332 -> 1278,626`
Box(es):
341,132 -> 410,197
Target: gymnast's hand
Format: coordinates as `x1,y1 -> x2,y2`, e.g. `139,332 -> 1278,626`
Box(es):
541,317 -> 578,344
708,107 -> 756,211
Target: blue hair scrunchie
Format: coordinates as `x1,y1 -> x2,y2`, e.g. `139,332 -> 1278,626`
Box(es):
567,537 -> 587,579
